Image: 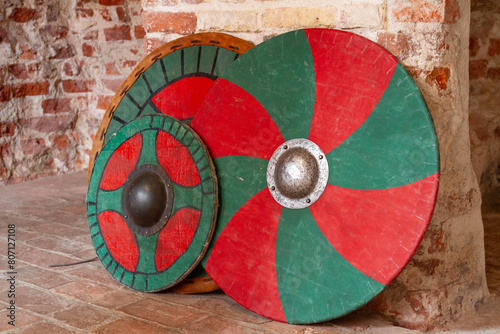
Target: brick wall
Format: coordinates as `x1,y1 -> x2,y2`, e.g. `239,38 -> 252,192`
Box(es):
0,0 -> 144,183
140,0 -> 487,329
469,0 -> 500,207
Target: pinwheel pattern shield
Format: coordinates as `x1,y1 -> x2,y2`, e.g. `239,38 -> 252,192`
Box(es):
191,29 -> 440,324
87,115 -> 217,292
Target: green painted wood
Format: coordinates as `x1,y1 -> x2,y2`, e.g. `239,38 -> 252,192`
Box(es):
220,30 -> 315,141
143,60 -> 168,93
201,155 -> 268,265
326,63 -> 439,190
275,207 -> 385,323
171,183 -> 203,213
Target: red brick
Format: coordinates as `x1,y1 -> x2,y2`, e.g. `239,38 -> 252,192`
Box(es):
19,45 -> 37,60
51,134 -> 71,150
82,43 -> 95,57
99,9 -> 112,21
0,27 -> 9,43
99,0 -> 126,5
50,45 -> 74,59
21,138 -> 47,155
76,8 -> 94,19
487,67 -> 500,80
444,0 -> 460,23
134,25 -> 146,39
40,25 -> 69,39
122,60 -> 136,67
20,114 -> 77,132
104,25 -> 131,41
97,95 -> 113,109
10,8 -> 39,22
12,81 -> 49,98
116,7 -> 129,22
377,32 -> 414,59
42,98 -> 72,114
143,11 -> 197,34
469,60 -> 487,80
0,85 -> 9,102
8,64 -> 29,79
62,80 -> 94,93
470,37 -> 480,58
103,79 -> 123,92
426,67 -> 450,90
63,61 -> 81,76
0,122 -> 15,137
392,0 -> 451,23
105,63 -> 121,75
488,38 -> 500,57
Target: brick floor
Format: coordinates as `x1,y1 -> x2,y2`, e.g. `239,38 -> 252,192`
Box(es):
0,171 -> 498,333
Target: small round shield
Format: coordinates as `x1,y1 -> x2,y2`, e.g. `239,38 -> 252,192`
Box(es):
191,29 -> 440,323
87,114 -> 217,292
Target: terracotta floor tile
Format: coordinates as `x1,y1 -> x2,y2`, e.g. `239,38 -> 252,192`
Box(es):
189,293 -> 269,324
16,321 -> 75,334
17,266 -> 75,289
119,297 -> 206,328
53,280 -> 141,308
64,262 -> 125,288
0,308 -> 40,331
53,304 -> 111,329
181,316 -> 266,334
16,285 -> 73,315
26,235 -> 92,255
15,244 -> 78,269
94,317 -> 178,334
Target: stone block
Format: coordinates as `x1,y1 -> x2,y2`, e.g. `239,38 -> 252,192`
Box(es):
262,7 -> 336,28
199,11 -> 258,32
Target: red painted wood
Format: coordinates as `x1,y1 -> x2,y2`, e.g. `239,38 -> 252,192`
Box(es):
206,189 -> 286,322
100,133 -> 142,191
156,130 -> 200,187
305,29 -> 397,155
191,78 -> 284,160
153,76 -> 215,120
309,173 -> 439,285
99,211 -> 139,271
155,208 -> 201,271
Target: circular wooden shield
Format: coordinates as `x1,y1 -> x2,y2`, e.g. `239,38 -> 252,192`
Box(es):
89,32 -> 253,180
191,29 -> 440,323
87,114 -> 217,292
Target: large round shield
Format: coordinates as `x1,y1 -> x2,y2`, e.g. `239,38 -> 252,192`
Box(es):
191,29 -> 440,323
89,32 -> 253,180
87,114 -> 217,292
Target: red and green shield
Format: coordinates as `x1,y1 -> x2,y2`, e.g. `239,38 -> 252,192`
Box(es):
87,115 -> 217,292
191,29 -> 440,323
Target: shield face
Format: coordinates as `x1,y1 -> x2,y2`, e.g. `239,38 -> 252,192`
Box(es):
87,115 -> 217,292
191,29 -> 440,324
89,33 -> 253,178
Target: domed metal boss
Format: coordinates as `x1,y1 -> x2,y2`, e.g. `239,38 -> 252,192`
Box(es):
267,138 -> 328,209
121,164 -> 174,236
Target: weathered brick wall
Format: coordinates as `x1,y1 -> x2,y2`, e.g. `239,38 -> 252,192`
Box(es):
0,0 -> 144,183
141,0 -> 488,329
469,0 -> 500,207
